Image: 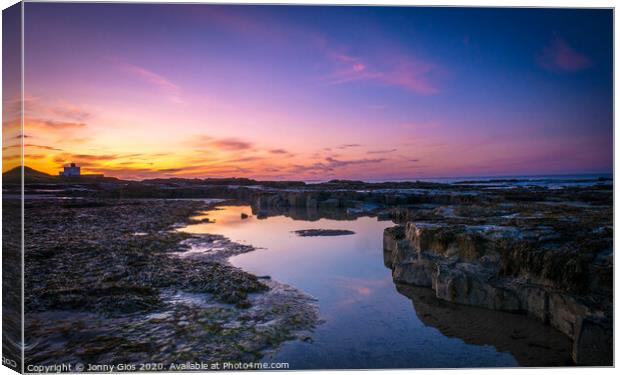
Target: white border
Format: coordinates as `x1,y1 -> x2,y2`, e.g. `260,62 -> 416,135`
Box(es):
0,1 -> 616,375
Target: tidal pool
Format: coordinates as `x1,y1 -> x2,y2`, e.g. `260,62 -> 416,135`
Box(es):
182,204 -> 572,369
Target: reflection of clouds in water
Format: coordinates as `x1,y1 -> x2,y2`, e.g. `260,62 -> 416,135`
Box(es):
184,204 -> 528,367
332,276 -> 392,307
186,206 -> 255,230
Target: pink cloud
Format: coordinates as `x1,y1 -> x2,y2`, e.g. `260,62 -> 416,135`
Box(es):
191,135 -> 254,151
26,118 -> 87,130
269,148 -> 289,154
120,61 -> 184,103
382,56 -> 441,94
538,36 -> 591,72
326,51 -> 384,84
211,138 -> 253,151
321,41 -> 442,95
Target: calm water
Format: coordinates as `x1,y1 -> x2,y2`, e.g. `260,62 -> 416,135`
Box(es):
181,205 -> 571,369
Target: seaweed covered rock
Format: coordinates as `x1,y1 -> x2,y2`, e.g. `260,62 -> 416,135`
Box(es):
24,198 -> 318,367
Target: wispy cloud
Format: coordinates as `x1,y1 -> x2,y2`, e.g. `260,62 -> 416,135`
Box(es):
318,37 -> 443,95
269,148 -> 289,154
212,138 -> 253,151
381,56 -> 442,94
325,156 -> 385,168
287,156 -> 385,176
27,118 -> 87,130
367,148 -> 397,154
193,136 -> 254,151
120,61 -> 184,103
25,154 -> 46,160
25,144 -> 63,151
326,51 -> 384,84
538,35 -> 591,72
337,143 -> 362,150
53,153 -> 119,164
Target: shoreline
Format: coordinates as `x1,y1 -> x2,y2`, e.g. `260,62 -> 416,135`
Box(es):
24,198 -> 319,368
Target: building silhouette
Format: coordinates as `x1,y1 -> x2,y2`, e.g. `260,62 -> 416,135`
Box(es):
59,163 -> 80,177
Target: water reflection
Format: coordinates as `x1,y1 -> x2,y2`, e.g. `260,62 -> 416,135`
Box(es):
182,205 -> 571,368
394,284 -> 573,367
250,203 -> 373,221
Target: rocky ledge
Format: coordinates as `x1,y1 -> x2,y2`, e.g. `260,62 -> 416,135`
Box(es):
293,229 -> 355,237
383,196 -> 612,366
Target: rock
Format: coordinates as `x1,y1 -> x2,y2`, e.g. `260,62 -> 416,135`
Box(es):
382,225 -> 405,268
434,263 -> 521,311
382,195 -> 612,365
293,229 -> 355,237
393,260 -> 434,287
318,198 -> 340,209
547,293 -> 587,339
516,283 -> 549,323
306,196 -> 318,209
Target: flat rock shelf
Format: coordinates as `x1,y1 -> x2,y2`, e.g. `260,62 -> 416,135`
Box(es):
293,229 -> 356,237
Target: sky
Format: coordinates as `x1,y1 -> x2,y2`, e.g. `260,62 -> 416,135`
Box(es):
3,3 -> 613,180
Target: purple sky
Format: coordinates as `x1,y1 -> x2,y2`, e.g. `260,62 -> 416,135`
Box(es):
10,4 -> 613,180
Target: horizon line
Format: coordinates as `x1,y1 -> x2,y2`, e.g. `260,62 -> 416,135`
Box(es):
6,165 -> 613,183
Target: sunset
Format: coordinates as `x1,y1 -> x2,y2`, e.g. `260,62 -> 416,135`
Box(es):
11,4 -> 612,180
